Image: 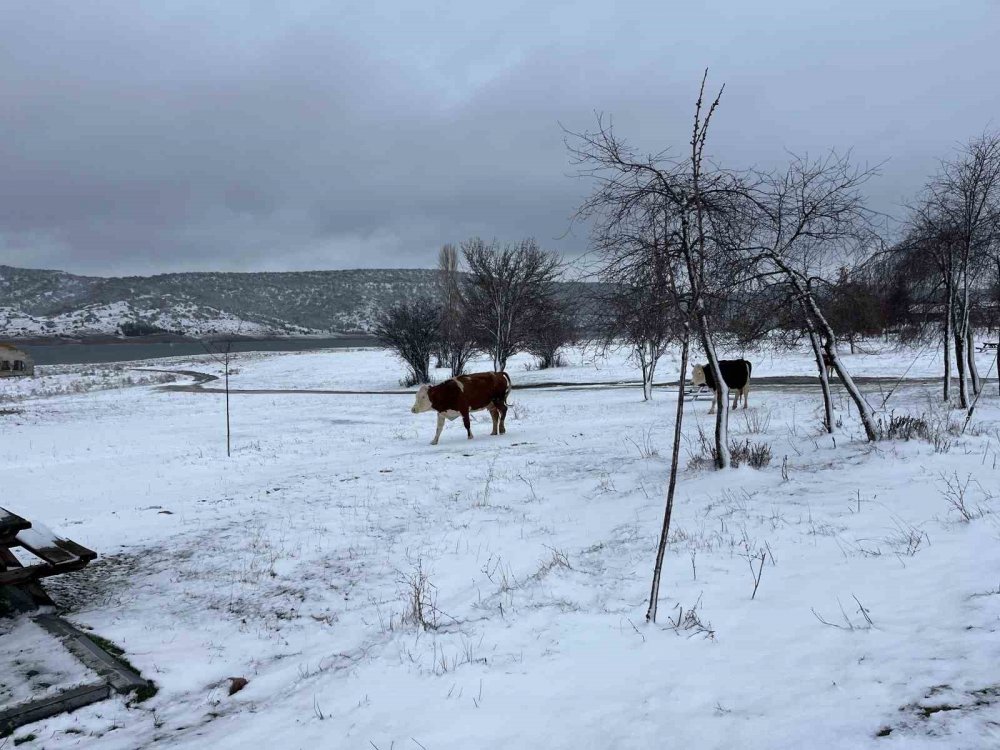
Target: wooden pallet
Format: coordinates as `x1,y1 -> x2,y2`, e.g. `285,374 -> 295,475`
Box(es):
0,615 -> 151,737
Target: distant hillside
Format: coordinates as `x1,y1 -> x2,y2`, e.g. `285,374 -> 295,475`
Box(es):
0,265 -> 600,339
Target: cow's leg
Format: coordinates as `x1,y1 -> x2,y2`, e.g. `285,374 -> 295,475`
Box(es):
431,412 -> 447,445
743,384 -> 750,409
461,408 -> 473,439
488,404 -> 499,435
496,399 -> 508,434
732,386 -> 740,410
708,392 -> 716,414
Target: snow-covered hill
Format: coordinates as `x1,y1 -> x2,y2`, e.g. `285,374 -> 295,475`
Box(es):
0,265 -> 443,338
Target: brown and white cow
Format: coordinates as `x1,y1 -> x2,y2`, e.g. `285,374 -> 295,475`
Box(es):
690,359 -> 752,413
411,371 -> 512,445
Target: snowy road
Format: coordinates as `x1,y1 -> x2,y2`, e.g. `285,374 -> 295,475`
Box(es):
152,366 -> 973,396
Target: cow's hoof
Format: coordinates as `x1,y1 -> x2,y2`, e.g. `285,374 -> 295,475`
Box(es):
430,440 -> 438,446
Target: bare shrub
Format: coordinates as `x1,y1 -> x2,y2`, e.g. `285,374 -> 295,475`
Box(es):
730,439 -> 772,469
668,596 -> 715,639
877,411 -> 956,453
878,413 -> 931,441
528,546 -> 572,583
812,595 -> 874,631
526,296 -> 578,370
374,298 -> 441,385
625,426 -> 659,459
399,561 -> 440,631
474,457 -> 498,508
690,426 -> 771,469
507,401 -> 528,421
742,408 -> 772,435
931,432 -> 954,454
939,471 -> 991,522
883,517 -> 930,557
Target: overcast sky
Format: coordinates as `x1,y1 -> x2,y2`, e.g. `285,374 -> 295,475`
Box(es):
1,1 -> 997,276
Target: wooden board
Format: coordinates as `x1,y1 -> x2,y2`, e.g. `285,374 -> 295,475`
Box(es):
0,682 -> 111,737
15,525 -> 96,568
34,615 -> 149,695
0,508 -> 30,546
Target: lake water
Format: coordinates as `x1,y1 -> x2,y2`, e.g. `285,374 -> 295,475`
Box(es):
19,337 -> 379,366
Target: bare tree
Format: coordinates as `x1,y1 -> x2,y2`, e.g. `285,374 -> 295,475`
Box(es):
200,320 -> 246,458
912,132 -> 1000,406
526,294 -> 578,369
591,202 -> 685,399
569,72 -> 739,467
741,152 -> 882,441
823,267 -> 885,353
461,237 -> 562,372
897,133 -> 1000,405
373,298 -> 441,385
436,244 -> 476,376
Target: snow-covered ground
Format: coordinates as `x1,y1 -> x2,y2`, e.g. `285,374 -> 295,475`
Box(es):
1,343 -> 999,749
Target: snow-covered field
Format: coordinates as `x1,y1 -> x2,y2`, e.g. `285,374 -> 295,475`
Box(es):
1,343 -> 999,749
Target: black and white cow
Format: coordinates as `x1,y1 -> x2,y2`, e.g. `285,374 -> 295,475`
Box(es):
690,359 -> 752,413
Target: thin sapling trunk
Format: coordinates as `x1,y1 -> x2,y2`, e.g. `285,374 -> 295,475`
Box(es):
646,328 -> 690,623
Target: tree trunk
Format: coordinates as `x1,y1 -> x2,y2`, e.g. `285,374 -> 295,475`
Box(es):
955,327 -> 969,408
806,319 -> 834,433
943,280 -> 954,403
966,317 -> 981,396
803,294 -> 878,442
638,345 -> 652,401
644,357 -> 656,401
225,346 -> 232,458
646,328 -> 689,624
694,309 -> 730,468
953,282 -> 970,408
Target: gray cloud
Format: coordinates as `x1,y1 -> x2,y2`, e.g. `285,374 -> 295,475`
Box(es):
1,0 -> 998,275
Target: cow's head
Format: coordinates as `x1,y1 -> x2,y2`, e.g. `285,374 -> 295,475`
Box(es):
690,364 -> 707,387
411,384 -> 433,414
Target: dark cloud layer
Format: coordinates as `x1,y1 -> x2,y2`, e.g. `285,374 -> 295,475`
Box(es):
2,1 -> 998,275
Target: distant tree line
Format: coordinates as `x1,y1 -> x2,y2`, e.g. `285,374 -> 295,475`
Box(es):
119,319 -> 171,337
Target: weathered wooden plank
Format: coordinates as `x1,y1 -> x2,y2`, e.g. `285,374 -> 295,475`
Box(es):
15,525 -> 80,566
0,507 -> 30,546
0,560 -> 93,586
34,615 -> 149,695
0,681 -> 111,737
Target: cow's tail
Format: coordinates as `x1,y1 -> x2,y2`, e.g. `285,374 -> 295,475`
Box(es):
501,371 -> 512,404
745,359 -> 752,380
